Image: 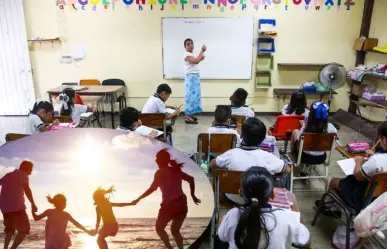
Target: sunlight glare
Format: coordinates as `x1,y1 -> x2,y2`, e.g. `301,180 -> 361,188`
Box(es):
79,233 -> 99,249
75,136 -> 102,173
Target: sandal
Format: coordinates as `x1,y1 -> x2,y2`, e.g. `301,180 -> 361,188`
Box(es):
192,116 -> 198,121
185,118 -> 198,124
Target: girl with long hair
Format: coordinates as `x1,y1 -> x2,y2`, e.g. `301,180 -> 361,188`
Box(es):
131,149 -> 201,249
218,167 -> 311,249
282,90 -> 308,117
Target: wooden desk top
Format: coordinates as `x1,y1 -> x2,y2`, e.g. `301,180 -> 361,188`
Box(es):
273,88 -> 337,96
47,85 -> 124,95
335,145 -> 366,158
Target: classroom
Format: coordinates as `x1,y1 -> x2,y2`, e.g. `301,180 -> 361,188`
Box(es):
0,0 -> 387,248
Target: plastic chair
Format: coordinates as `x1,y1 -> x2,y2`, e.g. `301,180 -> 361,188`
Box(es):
289,133 -> 336,192
102,79 -> 127,111
268,115 -> 304,152
79,79 -> 101,86
211,169 -> 243,249
312,172 -> 387,249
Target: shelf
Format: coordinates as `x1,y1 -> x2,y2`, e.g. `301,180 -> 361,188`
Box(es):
27,38 -> 61,47
348,93 -> 387,108
349,73 -> 387,83
364,49 -> 387,55
277,63 -> 326,71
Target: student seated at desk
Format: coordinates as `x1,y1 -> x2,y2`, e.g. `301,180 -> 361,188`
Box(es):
210,117 -> 291,205
229,88 -> 254,118
142,84 -> 180,120
208,105 -> 241,145
59,88 -> 94,124
217,167 -> 311,249
316,121 -> 387,215
290,101 -> 337,165
281,90 -> 309,120
117,107 -> 157,138
26,101 -> 59,135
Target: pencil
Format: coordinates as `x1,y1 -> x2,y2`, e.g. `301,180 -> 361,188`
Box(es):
371,139 -> 380,152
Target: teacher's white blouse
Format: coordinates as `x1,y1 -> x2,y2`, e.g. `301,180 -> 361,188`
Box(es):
184,51 -> 200,75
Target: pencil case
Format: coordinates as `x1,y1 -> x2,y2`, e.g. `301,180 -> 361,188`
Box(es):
259,142 -> 275,153
346,142 -> 370,153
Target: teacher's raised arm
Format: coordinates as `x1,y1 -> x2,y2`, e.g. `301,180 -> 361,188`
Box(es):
183,39 -> 205,124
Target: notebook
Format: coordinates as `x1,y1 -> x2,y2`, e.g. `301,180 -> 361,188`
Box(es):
135,125 -> 163,137
166,108 -> 176,114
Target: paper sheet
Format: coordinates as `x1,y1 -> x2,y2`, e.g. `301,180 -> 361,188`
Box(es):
73,45 -> 85,61
135,125 -> 163,137
166,108 -> 176,114
337,158 -> 356,176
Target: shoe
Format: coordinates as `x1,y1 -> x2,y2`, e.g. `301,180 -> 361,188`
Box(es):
315,200 -> 341,218
192,116 -> 198,121
185,118 -> 198,124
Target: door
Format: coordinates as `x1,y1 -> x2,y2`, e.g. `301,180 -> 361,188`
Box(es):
0,0 -> 35,115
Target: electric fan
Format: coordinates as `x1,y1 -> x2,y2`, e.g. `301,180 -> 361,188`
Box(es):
318,63 -> 347,131
318,63 -> 347,108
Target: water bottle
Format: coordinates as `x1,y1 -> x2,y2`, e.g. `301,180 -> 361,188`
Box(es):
200,161 -> 209,175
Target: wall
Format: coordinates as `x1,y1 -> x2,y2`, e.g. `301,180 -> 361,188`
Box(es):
23,0 -> 364,113
360,0 -> 387,121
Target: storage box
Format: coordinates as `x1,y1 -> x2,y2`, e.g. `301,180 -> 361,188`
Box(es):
353,38 -> 379,51
362,92 -> 386,101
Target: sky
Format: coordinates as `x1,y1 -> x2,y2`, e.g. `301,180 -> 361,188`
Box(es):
0,128 -> 214,220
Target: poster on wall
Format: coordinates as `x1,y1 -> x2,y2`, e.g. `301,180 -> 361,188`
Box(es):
56,0 -> 356,12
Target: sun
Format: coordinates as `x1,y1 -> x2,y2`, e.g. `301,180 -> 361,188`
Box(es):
74,136 -> 102,173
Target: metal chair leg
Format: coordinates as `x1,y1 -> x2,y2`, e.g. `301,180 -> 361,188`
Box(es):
345,211 -> 352,249
312,192 -> 329,226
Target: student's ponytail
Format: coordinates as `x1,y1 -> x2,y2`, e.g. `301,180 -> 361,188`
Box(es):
30,101 -> 54,115
170,159 -> 183,172
234,167 -> 275,249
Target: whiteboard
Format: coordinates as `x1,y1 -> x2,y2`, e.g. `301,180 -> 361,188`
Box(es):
162,18 -> 254,80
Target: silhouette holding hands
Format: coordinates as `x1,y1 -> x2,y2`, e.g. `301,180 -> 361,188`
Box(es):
93,186 -> 134,249
131,149 -> 200,249
32,194 -> 94,249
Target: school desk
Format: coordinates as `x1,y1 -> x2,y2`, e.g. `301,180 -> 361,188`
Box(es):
47,85 -> 125,128
335,145 -> 366,158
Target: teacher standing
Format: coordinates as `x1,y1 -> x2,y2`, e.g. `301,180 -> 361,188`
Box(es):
183,38 -> 206,124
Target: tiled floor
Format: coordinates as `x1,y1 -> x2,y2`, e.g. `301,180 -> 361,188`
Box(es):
0,114 -> 373,248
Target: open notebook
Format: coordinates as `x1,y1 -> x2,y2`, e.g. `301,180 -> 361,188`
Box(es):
337,158 -> 356,175
135,125 -> 163,137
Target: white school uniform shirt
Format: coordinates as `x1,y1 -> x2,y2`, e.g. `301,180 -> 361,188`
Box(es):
0,169 -> 29,213
184,51 -> 200,75
26,113 -> 45,135
361,153 -> 387,179
231,106 -> 255,118
215,148 -> 285,204
142,95 -> 167,114
281,104 -> 310,120
218,207 -> 311,249
297,123 -> 337,156
70,104 -> 88,123
207,127 -> 242,144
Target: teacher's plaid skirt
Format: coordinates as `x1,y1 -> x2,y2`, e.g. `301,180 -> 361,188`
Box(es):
184,73 -> 202,116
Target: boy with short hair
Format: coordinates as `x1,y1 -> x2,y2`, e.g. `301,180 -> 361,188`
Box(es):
117,107 -> 157,138
208,105 -> 241,144
229,88 -> 254,118
142,84 -> 180,120
210,117 -> 291,205
0,161 -> 38,249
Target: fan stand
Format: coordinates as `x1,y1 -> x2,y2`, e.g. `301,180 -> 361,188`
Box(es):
327,87 -> 340,130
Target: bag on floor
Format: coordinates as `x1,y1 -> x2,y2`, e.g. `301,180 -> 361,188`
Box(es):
332,226 -> 360,249
354,192 -> 387,238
